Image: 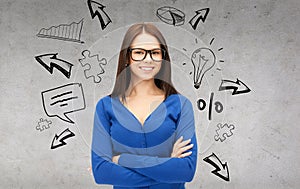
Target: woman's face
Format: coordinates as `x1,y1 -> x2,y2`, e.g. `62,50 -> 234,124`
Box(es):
128,32 -> 163,82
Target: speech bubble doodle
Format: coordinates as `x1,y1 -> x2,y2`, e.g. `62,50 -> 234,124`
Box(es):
41,83 -> 86,124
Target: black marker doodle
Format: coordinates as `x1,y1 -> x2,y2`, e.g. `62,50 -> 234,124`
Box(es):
87,0 -> 112,30
214,123 -> 235,142
203,153 -> 230,181
51,128 -> 75,149
41,83 -> 86,124
37,19 -> 84,43
36,118 -> 52,132
189,8 -> 210,30
209,38 -> 225,63
197,92 -> 223,121
35,53 -> 73,79
156,6 -> 185,26
79,50 -> 107,83
209,38 -> 215,45
191,47 -> 216,89
219,78 -> 251,95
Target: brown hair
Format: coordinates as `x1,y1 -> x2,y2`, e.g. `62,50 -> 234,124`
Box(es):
110,23 -> 178,101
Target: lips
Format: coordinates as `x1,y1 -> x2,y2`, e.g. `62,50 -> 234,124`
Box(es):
139,66 -> 154,71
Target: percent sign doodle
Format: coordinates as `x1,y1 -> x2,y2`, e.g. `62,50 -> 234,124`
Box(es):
197,92 -> 223,121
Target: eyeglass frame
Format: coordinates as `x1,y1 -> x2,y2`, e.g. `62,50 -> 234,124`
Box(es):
128,48 -> 166,62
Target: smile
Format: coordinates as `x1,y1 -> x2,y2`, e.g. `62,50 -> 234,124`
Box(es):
139,66 -> 154,71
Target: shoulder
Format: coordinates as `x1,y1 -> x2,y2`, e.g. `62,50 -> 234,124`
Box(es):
166,94 -> 193,111
95,95 -> 113,109
167,94 -> 192,105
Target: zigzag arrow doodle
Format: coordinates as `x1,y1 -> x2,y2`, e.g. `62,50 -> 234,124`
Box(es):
51,128 -> 75,149
203,152 -> 230,181
87,0 -> 112,30
35,53 -> 73,79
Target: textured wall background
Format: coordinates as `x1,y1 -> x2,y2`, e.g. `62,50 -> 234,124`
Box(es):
0,0 -> 299,188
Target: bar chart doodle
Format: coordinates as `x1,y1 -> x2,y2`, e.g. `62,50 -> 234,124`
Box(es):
37,19 -> 84,43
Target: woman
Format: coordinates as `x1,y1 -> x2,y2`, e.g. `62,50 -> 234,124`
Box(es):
91,23 -> 197,189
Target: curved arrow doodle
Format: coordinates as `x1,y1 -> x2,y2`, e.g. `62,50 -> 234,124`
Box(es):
51,128 -> 75,149
35,53 -> 73,79
219,78 -> 251,95
87,0 -> 112,30
189,8 -> 210,30
203,153 -> 230,181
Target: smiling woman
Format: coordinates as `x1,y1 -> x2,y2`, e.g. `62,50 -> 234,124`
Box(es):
91,23 -> 198,189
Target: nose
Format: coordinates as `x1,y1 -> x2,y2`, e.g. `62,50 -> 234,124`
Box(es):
144,51 -> 152,62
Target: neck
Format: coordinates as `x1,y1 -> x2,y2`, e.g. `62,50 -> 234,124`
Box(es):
126,79 -> 162,97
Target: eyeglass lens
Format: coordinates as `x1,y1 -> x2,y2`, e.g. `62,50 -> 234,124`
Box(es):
130,48 -> 164,61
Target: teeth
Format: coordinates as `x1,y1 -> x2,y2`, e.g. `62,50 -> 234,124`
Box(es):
140,67 -> 153,71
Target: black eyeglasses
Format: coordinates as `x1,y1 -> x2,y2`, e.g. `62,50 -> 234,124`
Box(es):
129,48 -> 165,62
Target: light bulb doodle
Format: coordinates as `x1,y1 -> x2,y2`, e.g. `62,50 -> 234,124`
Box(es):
191,47 -> 216,89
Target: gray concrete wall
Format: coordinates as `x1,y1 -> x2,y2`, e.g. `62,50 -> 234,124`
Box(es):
0,0 -> 299,188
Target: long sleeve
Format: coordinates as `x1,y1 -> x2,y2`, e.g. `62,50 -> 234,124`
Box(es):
91,98 -> 159,187
118,97 -> 198,183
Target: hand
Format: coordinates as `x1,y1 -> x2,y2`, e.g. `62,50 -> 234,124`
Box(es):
171,136 -> 193,158
87,166 -> 92,175
112,155 -> 120,164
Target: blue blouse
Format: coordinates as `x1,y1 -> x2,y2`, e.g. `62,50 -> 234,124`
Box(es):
91,94 -> 197,189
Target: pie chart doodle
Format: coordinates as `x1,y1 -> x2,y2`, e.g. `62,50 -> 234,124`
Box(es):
156,6 -> 185,26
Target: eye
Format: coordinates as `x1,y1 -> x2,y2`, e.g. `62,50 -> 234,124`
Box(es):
152,50 -> 162,55
132,50 -> 145,55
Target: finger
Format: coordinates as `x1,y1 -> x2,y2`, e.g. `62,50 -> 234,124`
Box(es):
174,136 -> 184,146
173,136 -> 184,151
87,166 -> 92,175
177,143 -> 194,154
177,138 -> 191,148
179,151 -> 192,158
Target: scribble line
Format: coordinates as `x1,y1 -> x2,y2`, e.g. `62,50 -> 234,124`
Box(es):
51,91 -> 73,100
60,103 -> 68,107
50,96 -> 78,106
209,38 -> 215,45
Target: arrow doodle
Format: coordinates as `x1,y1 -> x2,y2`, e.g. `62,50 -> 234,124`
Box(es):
189,8 -> 210,30
35,53 -> 73,79
219,78 -> 251,95
51,128 -> 75,149
87,0 -> 112,30
203,153 -> 230,181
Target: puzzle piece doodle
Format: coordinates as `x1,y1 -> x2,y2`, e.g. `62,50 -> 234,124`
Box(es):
79,50 -> 107,83
36,118 -> 52,132
214,123 -> 235,142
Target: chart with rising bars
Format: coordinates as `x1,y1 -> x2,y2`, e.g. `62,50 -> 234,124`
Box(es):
37,19 -> 84,43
